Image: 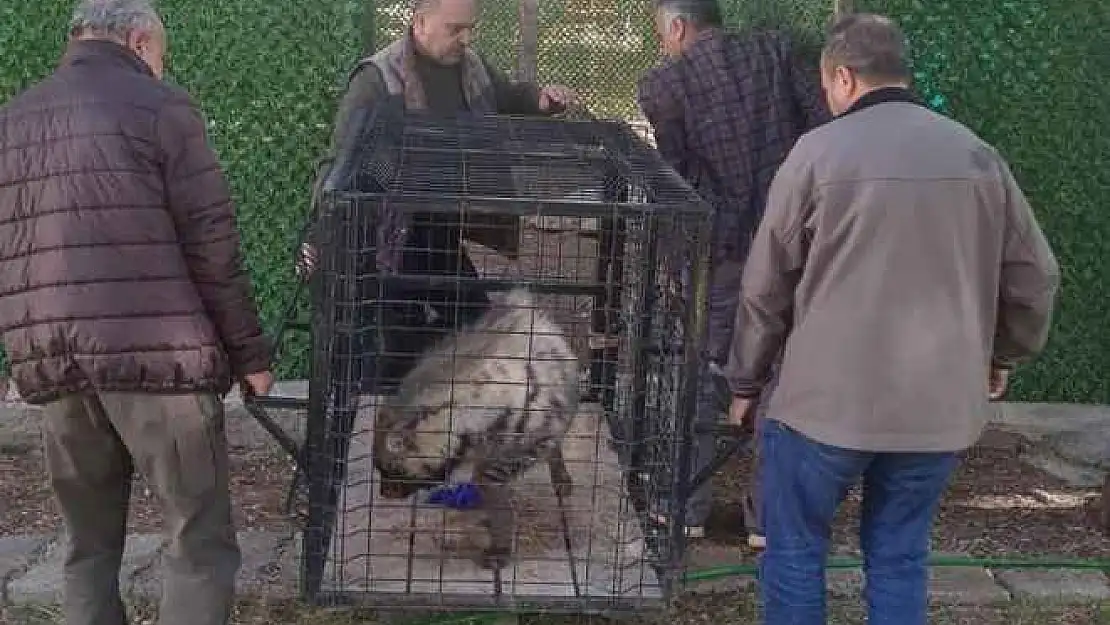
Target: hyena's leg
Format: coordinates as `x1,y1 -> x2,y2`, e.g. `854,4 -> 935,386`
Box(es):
547,444 -> 573,500
473,460 -> 522,570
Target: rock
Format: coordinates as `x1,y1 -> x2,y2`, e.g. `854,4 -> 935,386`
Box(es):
1043,429 -> 1110,471
993,569 -> 1110,601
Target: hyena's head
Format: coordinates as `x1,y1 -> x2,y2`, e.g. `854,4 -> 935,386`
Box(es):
372,404 -> 451,499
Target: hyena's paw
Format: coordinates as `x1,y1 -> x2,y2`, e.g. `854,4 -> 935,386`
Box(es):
552,475 -> 573,500
476,545 -> 512,570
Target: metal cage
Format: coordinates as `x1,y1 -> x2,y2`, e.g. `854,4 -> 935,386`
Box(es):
288,97 -> 711,615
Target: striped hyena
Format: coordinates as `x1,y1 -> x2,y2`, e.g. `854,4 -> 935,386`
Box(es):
373,287 -> 580,569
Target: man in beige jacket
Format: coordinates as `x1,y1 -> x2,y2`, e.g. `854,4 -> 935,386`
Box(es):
724,13 -> 1059,625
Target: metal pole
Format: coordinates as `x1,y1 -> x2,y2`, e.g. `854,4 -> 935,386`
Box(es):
833,0 -> 854,17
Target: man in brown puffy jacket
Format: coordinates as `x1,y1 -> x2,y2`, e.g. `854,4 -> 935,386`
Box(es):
0,1 -> 272,623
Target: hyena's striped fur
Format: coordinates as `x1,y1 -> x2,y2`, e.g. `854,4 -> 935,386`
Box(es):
373,288 -> 580,569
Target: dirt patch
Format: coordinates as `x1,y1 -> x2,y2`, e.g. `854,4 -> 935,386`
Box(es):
106,594 -> 1110,625
0,443 -> 297,536
702,426 -> 1110,560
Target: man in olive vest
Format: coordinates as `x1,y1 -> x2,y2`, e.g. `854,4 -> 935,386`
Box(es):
300,0 -> 579,384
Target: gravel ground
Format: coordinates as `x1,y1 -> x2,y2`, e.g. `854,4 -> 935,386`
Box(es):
0,444 -> 296,536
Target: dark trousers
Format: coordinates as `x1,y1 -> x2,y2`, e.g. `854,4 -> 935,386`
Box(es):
758,419 -> 959,625
41,392 -> 240,625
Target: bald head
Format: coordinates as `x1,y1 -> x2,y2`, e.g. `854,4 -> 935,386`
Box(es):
411,0 -> 478,64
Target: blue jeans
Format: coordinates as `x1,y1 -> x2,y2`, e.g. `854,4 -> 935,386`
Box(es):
758,419 -> 960,625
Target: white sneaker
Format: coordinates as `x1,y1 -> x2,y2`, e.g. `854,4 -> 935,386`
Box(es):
747,533 -> 766,550
650,512 -> 706,539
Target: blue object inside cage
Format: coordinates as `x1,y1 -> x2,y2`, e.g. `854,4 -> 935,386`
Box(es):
425,482 -> 483,509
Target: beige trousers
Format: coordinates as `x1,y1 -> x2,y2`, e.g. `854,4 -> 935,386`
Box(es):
40,391 -> 240,625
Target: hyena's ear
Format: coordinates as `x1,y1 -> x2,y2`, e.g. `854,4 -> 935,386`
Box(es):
376,403 -> 397,427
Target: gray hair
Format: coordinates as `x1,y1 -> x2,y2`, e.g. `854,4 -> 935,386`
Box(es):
653,0 -> 724,29
822,13 -> 910,82
70,0 -> 162,40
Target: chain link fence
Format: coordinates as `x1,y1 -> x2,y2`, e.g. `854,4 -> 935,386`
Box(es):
366,0 -> 834,121
358,0 -> 1107,404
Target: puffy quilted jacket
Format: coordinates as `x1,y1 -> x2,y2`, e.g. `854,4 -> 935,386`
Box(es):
0,39 -> 270,404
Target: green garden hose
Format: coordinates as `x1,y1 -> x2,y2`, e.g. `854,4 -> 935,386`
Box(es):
400,554 -> 1110,625
684,554 -> 1110,583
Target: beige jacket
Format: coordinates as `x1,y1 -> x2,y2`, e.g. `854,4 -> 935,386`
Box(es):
725,88 -> 1059,452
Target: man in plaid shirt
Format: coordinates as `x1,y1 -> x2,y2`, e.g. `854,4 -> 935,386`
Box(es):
637,0 -> 829,546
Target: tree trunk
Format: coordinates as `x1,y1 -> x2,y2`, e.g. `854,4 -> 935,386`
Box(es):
516,0 -> 539,83
361,0 -> 377,55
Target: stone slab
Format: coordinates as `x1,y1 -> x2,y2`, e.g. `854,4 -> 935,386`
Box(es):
1043,429 -> 1110,471
323,399 -> 662,604
990,402 -> 1110,440
826,568 -> 862,598
9,534 -> 161,605
993,569 -> 1110,601
827,558 -> 1009,606
7,538 -> 66,604
0,536 -> 50,589
113,534 -> 166,600
929,564 -> 1011,605
236,530 -> 295,598
680,544 -> 756,595
1022,448 -> 1107,488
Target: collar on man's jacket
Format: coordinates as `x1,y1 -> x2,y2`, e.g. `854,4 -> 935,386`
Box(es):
59,38 -> 154,78
838,85 -> 923,118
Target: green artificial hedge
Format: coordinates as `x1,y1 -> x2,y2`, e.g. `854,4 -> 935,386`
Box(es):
1,1 -> 1105,403
0,0 -> 361,380
858,0 -> 1110,403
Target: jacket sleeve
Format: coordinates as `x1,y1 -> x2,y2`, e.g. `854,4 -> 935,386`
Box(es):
724,142 -> 813,397
781,34 -> 831,132
992,160 -> 1060,369
156,95 -> 271,377
636,66 -> 693,180
305,63 -> 389,249
484,59 -> 543,116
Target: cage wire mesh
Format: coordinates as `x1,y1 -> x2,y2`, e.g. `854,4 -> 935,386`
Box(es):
299,97 -> 711,613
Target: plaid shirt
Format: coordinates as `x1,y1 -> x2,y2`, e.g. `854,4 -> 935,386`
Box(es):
637,27 -> 830,262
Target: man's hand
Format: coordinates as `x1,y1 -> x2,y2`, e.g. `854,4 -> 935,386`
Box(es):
538,84 -> 578,113
241,371 -> 274,397
988,366 -> 1011,401
729,395 -> 757,429
296,242 -> 318,279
